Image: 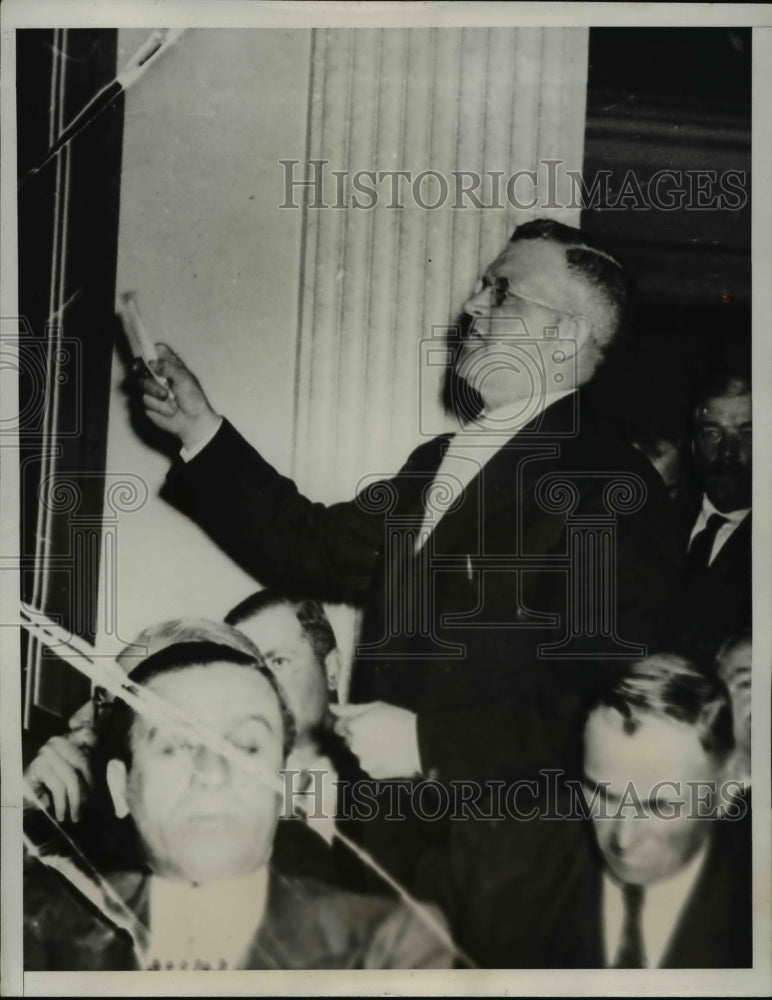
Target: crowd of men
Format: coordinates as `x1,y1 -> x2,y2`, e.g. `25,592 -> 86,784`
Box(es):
23,219 -> 752,971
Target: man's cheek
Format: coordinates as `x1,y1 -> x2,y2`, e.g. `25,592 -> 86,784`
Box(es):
591,820 -> 612,856
135,760 -> 185,810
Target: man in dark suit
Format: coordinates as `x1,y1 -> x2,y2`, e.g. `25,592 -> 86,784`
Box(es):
223,590 -> 376,890
415,653 -> 751,968
137,219 -> 682,882
674,369 -> 751,663
24,633 -> 455,970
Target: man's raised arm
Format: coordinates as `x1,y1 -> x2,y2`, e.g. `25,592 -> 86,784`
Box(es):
138,344 -> 386,603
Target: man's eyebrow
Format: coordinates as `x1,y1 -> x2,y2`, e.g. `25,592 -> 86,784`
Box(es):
145,713 -> 277,742
231,712 -> 276,734
262,645 -> 291,657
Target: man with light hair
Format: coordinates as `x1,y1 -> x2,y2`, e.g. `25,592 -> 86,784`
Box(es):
136,218 -> 682,883
24,597 -> 374,890
24,626 -> 455,971
23,617 -> 259,824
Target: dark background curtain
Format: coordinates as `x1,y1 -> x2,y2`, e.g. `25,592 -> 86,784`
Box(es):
581,26 -> 751,449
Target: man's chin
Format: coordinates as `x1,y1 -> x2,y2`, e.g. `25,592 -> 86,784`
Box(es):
172,843 -> 264,885
604,855 -> 665,887
705,482 -> 751,513
162,818 -> 269,883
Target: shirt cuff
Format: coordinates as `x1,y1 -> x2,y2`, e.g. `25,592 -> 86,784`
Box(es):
179,416 -> 224,462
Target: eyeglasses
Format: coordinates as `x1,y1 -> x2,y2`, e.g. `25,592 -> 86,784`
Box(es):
474,275 -> 576,316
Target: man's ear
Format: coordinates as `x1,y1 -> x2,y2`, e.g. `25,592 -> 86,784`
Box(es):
106,759 -> 130,819
324,649 -> 341,695
558,313 -> 593,356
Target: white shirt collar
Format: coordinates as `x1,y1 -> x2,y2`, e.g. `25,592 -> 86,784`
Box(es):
145,865 -> 269,970
700,493 -> 751,526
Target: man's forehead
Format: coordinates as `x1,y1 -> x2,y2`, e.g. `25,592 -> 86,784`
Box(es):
719,640 -> 752,673
487,238 -> 568,284
584,707 -> 714,787
135,661 -> 283,732
698,392 -> 751,423
238,603 -> 305,647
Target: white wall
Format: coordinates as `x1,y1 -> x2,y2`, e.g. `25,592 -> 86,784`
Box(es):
102,29 -> 312,645
101,27 -> 588,662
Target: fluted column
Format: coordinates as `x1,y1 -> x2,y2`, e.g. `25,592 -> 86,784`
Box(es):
292,27 -> 589,503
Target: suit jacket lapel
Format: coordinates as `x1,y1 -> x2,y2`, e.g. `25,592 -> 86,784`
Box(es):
709,511 -> 751,573
393,433 -> 453,516
426,392 -> 578,556
244,871 -> 342,970
660,817 -> 752,968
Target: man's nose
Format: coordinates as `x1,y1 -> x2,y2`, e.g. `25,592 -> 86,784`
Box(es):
463,286 -> 490,317
610,813 -> 639,853
718,432 -> 741,463
190,744 -> 230,788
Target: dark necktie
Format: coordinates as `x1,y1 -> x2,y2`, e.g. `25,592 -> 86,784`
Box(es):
613,882 -> 646,968
687,512 -> 727,574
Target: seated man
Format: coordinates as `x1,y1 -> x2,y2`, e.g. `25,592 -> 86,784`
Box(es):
224,591 -> 376,887
417,652 -> 751,968
24,597 -> 374,889
23,629 -> 455,970
26,596 -> 349,824
23,618 -> 260,824
224,590 -> 346,773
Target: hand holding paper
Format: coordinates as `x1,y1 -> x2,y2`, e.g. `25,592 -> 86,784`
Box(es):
138,343 -> 222,451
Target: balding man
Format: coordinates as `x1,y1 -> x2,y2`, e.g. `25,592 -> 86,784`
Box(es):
137,219 -> 681,883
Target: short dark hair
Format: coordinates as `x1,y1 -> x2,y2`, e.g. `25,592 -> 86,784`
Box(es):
593,652 -> 734,761
225,590 -> 337,667
716,628 -> 752,669
510,218 -> 633,349
98,639 -> 297,767
693,369 -> 751,419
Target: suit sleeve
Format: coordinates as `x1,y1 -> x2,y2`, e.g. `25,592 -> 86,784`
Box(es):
162,419 -> 386,603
